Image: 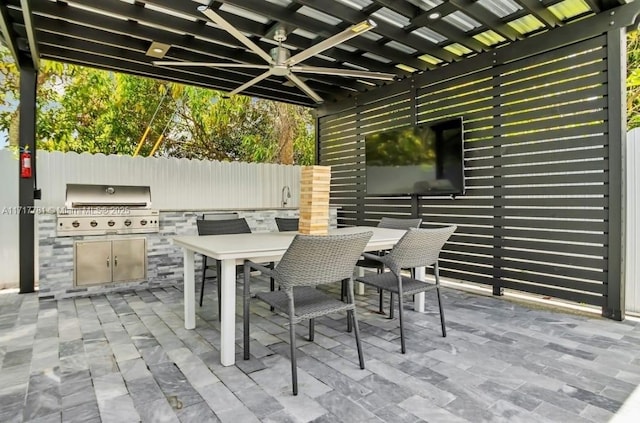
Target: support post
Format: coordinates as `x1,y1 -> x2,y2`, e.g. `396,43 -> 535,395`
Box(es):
603,28 -> 626,321
19,64 -> 37,294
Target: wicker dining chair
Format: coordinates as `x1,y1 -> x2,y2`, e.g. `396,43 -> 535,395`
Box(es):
355,217 -> 422,314
356,226 -> 456,354
275,217 -> 299,232
243,231 -> 373,395
196,218 -> 252,313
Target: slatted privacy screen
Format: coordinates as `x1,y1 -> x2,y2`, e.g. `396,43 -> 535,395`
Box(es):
320,34 -> 613,308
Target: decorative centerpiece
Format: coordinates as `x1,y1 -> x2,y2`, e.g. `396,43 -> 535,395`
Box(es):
298,165 -> 331,235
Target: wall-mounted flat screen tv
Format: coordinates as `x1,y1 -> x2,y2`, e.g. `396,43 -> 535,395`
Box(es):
365,117 -> 465,196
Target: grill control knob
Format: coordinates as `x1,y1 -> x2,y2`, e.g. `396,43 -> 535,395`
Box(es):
124,219 -> 132,227
140,219 -> 148,226
90,220 -> 98,227
72,220 -> 80,228
108,220 -> 115,227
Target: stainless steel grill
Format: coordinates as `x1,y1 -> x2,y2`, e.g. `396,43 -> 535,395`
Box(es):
56,184 -> 159,236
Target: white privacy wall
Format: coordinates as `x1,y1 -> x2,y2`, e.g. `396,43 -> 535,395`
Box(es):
0,150 -> 19,288
35,151 -> 301,209
0,150 -> 302,288
627,129 -> 640,314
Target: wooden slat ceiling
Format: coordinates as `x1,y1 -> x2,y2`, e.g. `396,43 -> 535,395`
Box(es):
0,0 -> 630,107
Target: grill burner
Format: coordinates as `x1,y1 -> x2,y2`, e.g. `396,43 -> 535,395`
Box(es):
56,184 -> 159,236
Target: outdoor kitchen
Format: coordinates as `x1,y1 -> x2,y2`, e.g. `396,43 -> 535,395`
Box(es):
37,183 -> 321,299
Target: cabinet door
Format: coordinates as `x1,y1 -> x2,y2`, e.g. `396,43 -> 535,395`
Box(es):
112,238 -> 146,282
75,241 -> 113,286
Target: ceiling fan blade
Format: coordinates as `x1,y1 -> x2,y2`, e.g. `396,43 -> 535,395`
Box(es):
153,61 -> 270,69
228,69 -> 275,97
286,73 -> 323,104
197,6 -> 273,64
291,66 -> 395,80
286,19 -> 377,66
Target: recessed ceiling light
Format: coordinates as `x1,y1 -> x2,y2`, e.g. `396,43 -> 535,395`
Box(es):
428,12 -> 441,20
146,42 -> 171,59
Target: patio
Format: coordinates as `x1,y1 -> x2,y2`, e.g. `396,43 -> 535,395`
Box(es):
2,278 -> 640,423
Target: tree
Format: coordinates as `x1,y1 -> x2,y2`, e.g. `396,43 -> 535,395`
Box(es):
0,46 -> 315,164
628,30 -> 640,130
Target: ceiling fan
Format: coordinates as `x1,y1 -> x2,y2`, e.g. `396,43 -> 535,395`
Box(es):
152,5 -> 396,103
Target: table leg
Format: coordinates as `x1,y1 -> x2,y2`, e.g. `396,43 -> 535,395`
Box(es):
414,266 -> 425,312
219,259 -> 237,366
356,267 -> 365,295
183,249 -> 195,329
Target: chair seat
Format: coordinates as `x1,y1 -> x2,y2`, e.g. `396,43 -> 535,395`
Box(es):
256,287 -> 355,323
356,257 -> 384,269
357,272 -> 437,296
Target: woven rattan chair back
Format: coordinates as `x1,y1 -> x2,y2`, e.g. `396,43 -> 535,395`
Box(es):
385,226 -> 456,274
377,217 -> 422,230
273,232 -> 373,289
275,217 -> 299,232
196,218 -> 251,236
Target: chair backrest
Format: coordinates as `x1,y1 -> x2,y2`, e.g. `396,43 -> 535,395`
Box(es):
274,231 -> 373,289
275,217 -> 299,232
202,212 -> 239,221
385,226 -> 456,273
196,218 -> 251,236
377,217 -> 422,230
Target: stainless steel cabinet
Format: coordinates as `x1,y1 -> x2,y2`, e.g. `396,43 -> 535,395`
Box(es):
74,238 -> 147,286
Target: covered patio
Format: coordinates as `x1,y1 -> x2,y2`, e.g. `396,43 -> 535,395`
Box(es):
2,0 -> 640,421
2,279 -> 640,422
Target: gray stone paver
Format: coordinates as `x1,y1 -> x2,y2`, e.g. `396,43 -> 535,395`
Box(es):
1,281 -> 640,422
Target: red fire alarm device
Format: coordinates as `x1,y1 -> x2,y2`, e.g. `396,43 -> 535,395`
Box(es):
20,147 -> 32,178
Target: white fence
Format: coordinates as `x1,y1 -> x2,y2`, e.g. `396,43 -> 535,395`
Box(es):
627,129 -> 640,313
0,150 -> 19,288
0,150 -> 301,288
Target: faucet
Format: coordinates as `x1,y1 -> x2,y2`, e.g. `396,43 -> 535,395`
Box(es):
281,185 -> 291,208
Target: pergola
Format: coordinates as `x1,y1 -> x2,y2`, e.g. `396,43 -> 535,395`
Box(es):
2,0 -> 639,319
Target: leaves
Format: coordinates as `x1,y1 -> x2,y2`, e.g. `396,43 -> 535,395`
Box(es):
0,47 -> 315,164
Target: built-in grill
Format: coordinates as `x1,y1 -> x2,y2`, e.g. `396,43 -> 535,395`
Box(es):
56,184 -> 159,236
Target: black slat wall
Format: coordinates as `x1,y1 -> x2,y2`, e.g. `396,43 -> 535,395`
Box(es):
319,34 -> 612,308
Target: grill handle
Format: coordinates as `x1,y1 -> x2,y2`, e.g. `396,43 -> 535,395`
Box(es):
107,257 -> 110,267
114,256 -> 118,267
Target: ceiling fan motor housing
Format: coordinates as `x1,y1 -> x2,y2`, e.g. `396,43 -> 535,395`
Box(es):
270,46 -> 291,75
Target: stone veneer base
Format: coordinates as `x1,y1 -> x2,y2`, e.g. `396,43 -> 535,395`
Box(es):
38,208 -> 337,299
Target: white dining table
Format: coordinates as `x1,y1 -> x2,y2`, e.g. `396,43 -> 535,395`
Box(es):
172,226 -> 426,366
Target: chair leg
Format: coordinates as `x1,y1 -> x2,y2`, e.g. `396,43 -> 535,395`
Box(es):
389,292 -> 395,319
436,286 -> 446,338
378,289 -> 384,314
243,262 -> 251,360
269,262 -> 275,311
435,264 -> 446,337
397,290 -> 406,354
216,262 -> 222,322
199,257 -> 207,307
309,318 -> 315,341
350,309 -> 365,369
289,315 -> 298,396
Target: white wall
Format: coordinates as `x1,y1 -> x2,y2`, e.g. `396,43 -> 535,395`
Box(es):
0,150 -> 19,288
0,150 -> 302,288
627,129 -> 640,313
35,151 -> 301,209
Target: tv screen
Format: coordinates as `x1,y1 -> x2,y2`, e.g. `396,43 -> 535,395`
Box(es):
365,117 -> 465,196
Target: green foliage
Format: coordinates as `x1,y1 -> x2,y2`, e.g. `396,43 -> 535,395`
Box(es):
628,30 -> 640,130
0,47 -> 315,164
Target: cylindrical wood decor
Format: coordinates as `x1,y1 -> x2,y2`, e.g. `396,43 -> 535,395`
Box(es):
299,165 -> 331,235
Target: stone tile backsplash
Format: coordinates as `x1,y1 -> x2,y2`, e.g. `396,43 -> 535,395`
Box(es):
38,209 -> 337,299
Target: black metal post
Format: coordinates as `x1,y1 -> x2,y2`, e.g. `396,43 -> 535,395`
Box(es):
603,28 -> 626,321
19,64 -> 37,294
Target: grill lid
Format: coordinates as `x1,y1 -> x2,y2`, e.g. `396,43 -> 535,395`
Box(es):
64,184 -> 152,209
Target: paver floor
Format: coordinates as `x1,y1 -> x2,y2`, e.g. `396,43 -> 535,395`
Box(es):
1,278 -> 639,422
